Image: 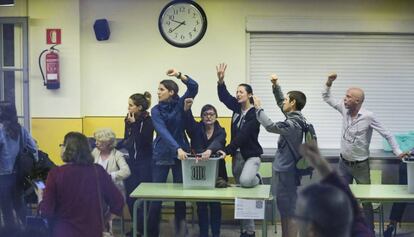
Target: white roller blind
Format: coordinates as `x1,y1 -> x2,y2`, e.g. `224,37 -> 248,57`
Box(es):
249,34 -> 414,149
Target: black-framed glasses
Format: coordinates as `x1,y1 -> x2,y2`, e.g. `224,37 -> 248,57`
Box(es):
202,112 -> 216,117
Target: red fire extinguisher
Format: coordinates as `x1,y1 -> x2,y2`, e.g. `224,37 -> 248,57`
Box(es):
39,45 -> 60,89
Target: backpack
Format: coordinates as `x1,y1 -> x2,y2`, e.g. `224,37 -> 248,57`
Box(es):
283,117 -> 317,184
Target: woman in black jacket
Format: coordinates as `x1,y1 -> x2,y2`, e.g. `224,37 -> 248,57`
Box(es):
184,100 -> 227,237
122,92 -> 154,236
216,63 -> 263,237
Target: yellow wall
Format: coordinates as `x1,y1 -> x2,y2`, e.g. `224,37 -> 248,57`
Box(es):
31,118 -> 83,165
32,117 -> 232,165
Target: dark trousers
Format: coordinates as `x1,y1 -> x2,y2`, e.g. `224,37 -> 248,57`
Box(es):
124,159 -> 153,233
197,202 -> 221,237
148,161 -> 186,237
389,162 -> 407,222
0,173 -> 23,227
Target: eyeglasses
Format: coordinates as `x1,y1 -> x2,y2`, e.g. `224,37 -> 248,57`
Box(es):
202,112 -> 216,117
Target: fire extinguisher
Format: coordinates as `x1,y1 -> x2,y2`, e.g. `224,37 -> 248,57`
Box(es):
39,45 -> 60,89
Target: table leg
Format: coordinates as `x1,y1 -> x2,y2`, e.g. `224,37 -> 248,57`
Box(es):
133,199 -> 139,237
262,218 -> 267,237
143,200 -> 148,237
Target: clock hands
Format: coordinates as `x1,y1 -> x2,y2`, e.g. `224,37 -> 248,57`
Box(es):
170,20 -> 186,33
171,19 -> 184,24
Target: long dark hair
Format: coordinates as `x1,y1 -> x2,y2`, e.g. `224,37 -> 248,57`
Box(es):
61,132 -> 94,165
160,79 -> 179,100
0,101 -> 20,140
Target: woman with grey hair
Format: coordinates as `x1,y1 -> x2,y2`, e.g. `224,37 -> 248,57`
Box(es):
92,128 -> 131,235
92,128 -> 131,195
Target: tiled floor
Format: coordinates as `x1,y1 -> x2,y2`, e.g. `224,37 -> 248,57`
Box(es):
114,220 -> 414,237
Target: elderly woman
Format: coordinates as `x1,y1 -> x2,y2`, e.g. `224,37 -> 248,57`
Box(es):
38,132 -> 124,237
92,128 -> 131,196
92,128 -> 130,235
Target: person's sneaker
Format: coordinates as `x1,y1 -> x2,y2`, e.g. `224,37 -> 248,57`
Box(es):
256,173 -> 263,185
240,231 -> 256,237
383,223 -> 396,237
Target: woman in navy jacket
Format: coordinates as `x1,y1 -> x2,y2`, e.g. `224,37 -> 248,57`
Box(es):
122,91 -> 154,236
148,68 -> 198,237
184,100 -> 227,237
216,63 -> 263,237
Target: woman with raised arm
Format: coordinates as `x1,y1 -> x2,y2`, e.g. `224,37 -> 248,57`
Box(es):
148,68 -> 198,237
216,63 -> 263,237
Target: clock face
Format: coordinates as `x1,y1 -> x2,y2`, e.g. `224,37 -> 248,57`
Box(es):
158,0 -> 207,48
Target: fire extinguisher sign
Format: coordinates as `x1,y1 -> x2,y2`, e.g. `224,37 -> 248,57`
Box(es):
46,29 -> 61,45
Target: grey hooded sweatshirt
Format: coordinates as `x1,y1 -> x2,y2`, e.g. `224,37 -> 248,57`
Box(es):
256,84 -> 305,172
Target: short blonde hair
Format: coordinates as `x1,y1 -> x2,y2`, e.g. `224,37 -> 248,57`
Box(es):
93,128 -> 117,149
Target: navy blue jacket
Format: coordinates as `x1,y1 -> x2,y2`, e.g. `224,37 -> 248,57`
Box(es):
123,111 -> 154,167
151,77 -> 198,165
217,83 -> 263,160
185,110 -> 228,181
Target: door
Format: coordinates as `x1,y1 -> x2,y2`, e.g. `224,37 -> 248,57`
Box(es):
0,17 -> 29,129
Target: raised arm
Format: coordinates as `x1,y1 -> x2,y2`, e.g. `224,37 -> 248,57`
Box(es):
322,73 -> 345,114
216,63 -> 240,112
166,68 -> 199,105
183,98 -> 197,139
270,74 -> 285,110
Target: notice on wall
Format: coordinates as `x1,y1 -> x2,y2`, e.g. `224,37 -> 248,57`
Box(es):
234,198 -> 265,219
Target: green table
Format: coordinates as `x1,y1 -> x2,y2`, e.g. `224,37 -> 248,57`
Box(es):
350,184 -> 414,202
350,184 -> 414,237
130,183 -> 272,237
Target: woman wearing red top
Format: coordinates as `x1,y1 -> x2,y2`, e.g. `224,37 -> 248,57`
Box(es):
37,132 -> 124,237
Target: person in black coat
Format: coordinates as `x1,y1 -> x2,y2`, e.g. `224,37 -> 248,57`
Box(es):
122,92 -> 154,236
183,99 -> 227,237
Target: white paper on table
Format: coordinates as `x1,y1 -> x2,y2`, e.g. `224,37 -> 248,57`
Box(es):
234,198 -> 265,219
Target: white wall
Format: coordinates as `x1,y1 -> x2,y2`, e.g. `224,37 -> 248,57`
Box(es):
28,0 -> 81,117
1,0 -> 81,117
79,0 -> 414,116
2,0 -> 414,117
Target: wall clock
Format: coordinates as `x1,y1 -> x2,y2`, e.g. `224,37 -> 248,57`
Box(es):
158,0 -> 207,48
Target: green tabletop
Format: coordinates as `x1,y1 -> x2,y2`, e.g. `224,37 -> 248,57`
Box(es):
350,184 -> 414,202
130,183 -> 272,201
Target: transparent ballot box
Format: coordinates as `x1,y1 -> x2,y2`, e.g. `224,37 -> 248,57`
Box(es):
181,154 -> 223,189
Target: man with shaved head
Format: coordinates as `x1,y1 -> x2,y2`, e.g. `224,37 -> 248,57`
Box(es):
322,73 -> 405,234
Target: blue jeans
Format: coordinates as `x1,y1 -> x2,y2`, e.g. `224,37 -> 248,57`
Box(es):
389,162 -> 407,222
148,160 -> 186,237
197,202 -> 221,237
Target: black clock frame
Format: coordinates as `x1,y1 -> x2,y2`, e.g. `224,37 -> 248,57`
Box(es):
158,0 -> 207,48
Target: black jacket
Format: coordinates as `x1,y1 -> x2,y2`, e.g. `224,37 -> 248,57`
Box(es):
123,111 -> 154,167
217,83 -> 263,159
185,111 -> 228,181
